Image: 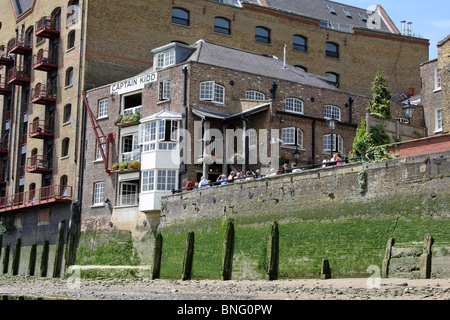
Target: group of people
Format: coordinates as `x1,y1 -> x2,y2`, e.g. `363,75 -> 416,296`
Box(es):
322,152 -> 343,167
186,152 -> 344,191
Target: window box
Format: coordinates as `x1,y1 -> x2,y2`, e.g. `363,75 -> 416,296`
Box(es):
111,160 -> 141,173
114,111 -> 141,127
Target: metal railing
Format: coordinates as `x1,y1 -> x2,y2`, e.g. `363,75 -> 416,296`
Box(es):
172,156 -> 363,194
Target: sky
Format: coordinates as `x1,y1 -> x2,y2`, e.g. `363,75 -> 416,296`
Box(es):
338,0 -> 450,60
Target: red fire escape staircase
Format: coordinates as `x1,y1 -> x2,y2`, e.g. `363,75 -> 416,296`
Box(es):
82,90 -> 115,175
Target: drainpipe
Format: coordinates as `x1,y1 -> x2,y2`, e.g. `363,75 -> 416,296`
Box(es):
178,65 -> 189,190
311,120 -> 316,164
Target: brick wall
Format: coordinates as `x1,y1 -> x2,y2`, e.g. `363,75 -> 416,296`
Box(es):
389,134 -> 450,158
438,35 -> 450,133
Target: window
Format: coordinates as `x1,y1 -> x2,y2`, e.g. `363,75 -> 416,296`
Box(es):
325,42 -> 339,58
65,67 -> 73,87
255,26 -> 270,44
98,98 -> 108,118
63,104 -> 71,123
327,5 -> 336,14
295,65 -> 307,72
325,72 -> 339,87
67,30 -> 75,49
121,134 -> 140,162
120,182 -> 138,206
282,127 -> 303,147
93,182 -> 105,205
172,8 -> 189,26
245,90 -> 265,100
324,105 -> 341,121
436,109 -> 443,132
142,170 -> 155,192
156,170 -> 177,191
285,98 -> 303,114
358,12 -> 367,21
214,17 -> 231,35
155,50 -> 175,69
159,80 -> 170,101
323,134 -> 343,153
60,176 -> 68,197
62,138 -> 70,157
139,120 -> 179,151
200,81 -> 225,104
96,137 -> 106,161
435,69 -> 441,91
343,8 -> 352,17
293,35 -> 307,52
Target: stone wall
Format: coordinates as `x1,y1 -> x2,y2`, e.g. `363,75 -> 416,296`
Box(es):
161,151 -> 449,228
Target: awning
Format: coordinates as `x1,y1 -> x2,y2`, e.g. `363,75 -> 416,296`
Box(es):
191,102 -> 270,122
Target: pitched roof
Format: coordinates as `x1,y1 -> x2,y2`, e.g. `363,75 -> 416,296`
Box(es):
187,40 -> 339,91
242,0 -> 395,33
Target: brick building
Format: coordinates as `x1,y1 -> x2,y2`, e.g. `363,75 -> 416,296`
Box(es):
0,0 -> 430,272
82,40 -> 421,232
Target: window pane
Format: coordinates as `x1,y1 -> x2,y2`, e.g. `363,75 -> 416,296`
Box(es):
214,84 -> 225,104
94,182 -> 104,204
98,98 -> 108,118
157,170 -> 167,190
214,17 -> 230,35
285,98 -> 303,114
172,8 -> 189,26
293,35 -> 307,51
255,27 -> 270,43
325,42 -> 339,58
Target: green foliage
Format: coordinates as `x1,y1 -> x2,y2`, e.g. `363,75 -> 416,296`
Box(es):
76,237 -> 140,266
353,120 -> 395,162
368,72 -> 392,119
358,169 -> 367,194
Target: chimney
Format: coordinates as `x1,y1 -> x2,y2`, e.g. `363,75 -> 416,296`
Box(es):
407,22 -> 412,36
401,20 -> 406,35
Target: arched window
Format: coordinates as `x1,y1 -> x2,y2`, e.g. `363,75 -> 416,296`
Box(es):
65,67 -> 73,87
245,90 -> 265,100
67,30 -> 75,49
325,42 -> 339,58
63,104 -> 71,123
214,17 -> 231,35
285,98 -> 303,114
62,138 -> 70,157
294,65 -> 307,72
255,26 -> 270,44
324,105 -> 341,121
325,72 -> 339,88
172,8 -> 189,26
60,175 -> 68,196
293,35 -> 307,51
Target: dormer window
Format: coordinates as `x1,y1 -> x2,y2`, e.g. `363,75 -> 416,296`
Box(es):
327,5 -> 336,14
155,50 -> 175,70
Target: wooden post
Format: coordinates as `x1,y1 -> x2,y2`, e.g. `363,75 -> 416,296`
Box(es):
152,232 -> 163,280
2,245 -> 10,274
267,222 -> 279,281
53,220 -> 66,278
40,241 -> 49,277
221,219 -> 235,281
11,238 -> 21,276
181,232 -> 195,280
381,237 -> 395,278
419,234 -> 433,279
321,259 -> 331,279
28,244 -> 37,276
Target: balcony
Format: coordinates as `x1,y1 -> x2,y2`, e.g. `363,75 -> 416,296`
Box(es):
33,49 -> 58,72
0,139 -> 8,154
26,155 -> 52,174
7,36 -> 32,55
29,119 -> 54,139
31,84 -> 56,105
0,75 -> 12,95
35,16 -> 60,39
7,66 -> 31,86
0,185 -> 72,213
0,46 -> 14,66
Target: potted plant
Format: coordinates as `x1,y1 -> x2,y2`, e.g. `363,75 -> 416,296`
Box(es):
128,160 -> 140,170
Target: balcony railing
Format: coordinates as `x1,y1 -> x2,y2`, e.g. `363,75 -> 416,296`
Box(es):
7,66 -> 31,85
7,36 -> 32,55
0,185 -> 72,213
121,150 -> 140,163
29,119 -> 54,139
0,75 -> 12,95
33,49 -> 58,72
0,46 -> 14,66
31,84 -> 57,105
35,16 -> 61,39
26,155 -> 52,174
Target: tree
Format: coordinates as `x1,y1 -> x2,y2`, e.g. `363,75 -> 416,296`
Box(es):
367,72 -> 391,119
